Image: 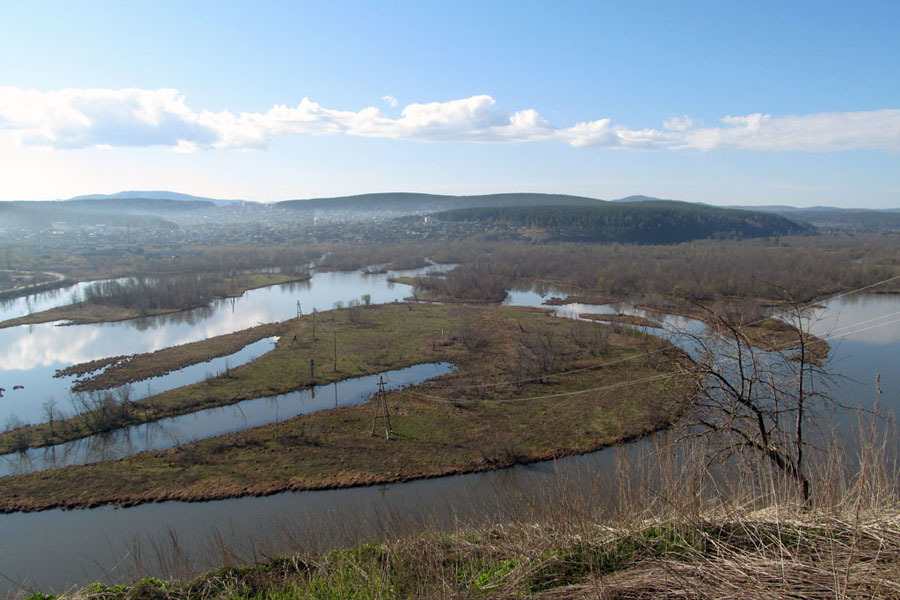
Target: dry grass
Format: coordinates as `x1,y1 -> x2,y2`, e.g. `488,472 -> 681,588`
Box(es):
59,321 -> 288,392
43,419 -> 900,600
0,304 -> 693,513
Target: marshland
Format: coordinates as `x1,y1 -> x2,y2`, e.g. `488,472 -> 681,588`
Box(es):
2,196 -> 900,598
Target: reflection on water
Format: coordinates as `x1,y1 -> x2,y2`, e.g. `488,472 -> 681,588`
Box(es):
0,362 -> 455,476
1,280 -> 899,595
0,278 -> 134,323
0,267 -> 429,424
0,438 -> 655,594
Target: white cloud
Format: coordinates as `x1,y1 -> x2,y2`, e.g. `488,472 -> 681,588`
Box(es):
679,110 -> 900,152
663,115 -> 694,131
381,94 -> 399,108
0,86 -> 898,154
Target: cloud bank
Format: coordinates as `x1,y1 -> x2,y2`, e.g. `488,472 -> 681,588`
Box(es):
1,86 -> 898,153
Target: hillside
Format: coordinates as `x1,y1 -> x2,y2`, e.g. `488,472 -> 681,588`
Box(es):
68,190 -> 246,206
0,201 -> 178,231
749,206 -> 900,232
64,197 -> 216,212
423,201 -> 813,243
277,192 -> 606,214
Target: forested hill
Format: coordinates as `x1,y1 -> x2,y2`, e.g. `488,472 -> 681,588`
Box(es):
277,192 -> 605,213
424,201 -> 814,243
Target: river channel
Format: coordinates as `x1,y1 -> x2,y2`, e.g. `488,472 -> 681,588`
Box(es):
0,265 -> 447,425
0,270 -> 897,595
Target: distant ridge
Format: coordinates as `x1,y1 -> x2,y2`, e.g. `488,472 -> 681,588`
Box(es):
277,192 -> 606,213
67,191 -> 248,207
611,195 -> 668,203
423,201 -> 813,243
736,204 -> 900,231
0,201 -> 178,230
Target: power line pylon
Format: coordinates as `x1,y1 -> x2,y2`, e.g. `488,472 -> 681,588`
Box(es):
370,375 -> 393,440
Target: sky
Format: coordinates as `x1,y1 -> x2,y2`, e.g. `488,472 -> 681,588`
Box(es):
0,0 -> 898,207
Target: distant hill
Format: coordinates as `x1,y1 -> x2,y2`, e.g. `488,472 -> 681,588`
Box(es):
423,201 -> 814,244
739,205 -> 900,232
64,197 -> 216,212
0,201 -> 178,231
68,191 -> 247,207
611,195 -> 669,203
277,192 -> 606,214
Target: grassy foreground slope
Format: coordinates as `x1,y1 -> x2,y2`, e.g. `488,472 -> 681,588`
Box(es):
0,303 -> 693,512
57,509 -> 900,599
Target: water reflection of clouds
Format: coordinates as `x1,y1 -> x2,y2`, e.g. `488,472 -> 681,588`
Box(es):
1,270 -> 421,422
0,323 -> 102,371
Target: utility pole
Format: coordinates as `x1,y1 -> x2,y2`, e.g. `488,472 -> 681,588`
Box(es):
309,358 -> 315,383
370,376 -> 393,440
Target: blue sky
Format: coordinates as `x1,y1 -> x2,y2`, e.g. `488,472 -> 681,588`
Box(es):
1,0 -> 898,206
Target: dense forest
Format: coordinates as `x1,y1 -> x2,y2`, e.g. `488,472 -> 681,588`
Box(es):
425,201 -> 813,243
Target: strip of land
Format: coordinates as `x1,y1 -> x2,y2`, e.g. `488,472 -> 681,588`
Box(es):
637,304 -> 830,361
0,303 -> 695,512
56,321 -> 288,391
579,312 -> 662,328
0,272 -> 308,329
543,294 -> 620,306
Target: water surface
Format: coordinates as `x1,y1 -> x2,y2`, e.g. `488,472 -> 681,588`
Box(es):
1,282 -> 898,595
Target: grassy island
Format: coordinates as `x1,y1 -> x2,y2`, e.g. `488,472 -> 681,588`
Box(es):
0,303 -> 694,513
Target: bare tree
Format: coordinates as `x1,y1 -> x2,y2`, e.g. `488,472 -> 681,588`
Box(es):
4,414 -> 29,453
678,300 -> 830,505
42,397 -> 61,439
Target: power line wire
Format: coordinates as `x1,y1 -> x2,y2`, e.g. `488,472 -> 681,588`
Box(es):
421,272 -> 900,393
397,299 -> 900,405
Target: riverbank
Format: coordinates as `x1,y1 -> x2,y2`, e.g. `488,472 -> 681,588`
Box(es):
636,304 -> 831,361
0,303 -> 694,512
47,507 -> 899,599
579,312 -> 662,328
56,321 -> 289,391
0,271 -> 71,301
2,302 -> 459,452
0,272 -> 308,329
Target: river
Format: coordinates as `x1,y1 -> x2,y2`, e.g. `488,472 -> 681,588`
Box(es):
0,266 -> 446,425
0,273 -> 897,595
